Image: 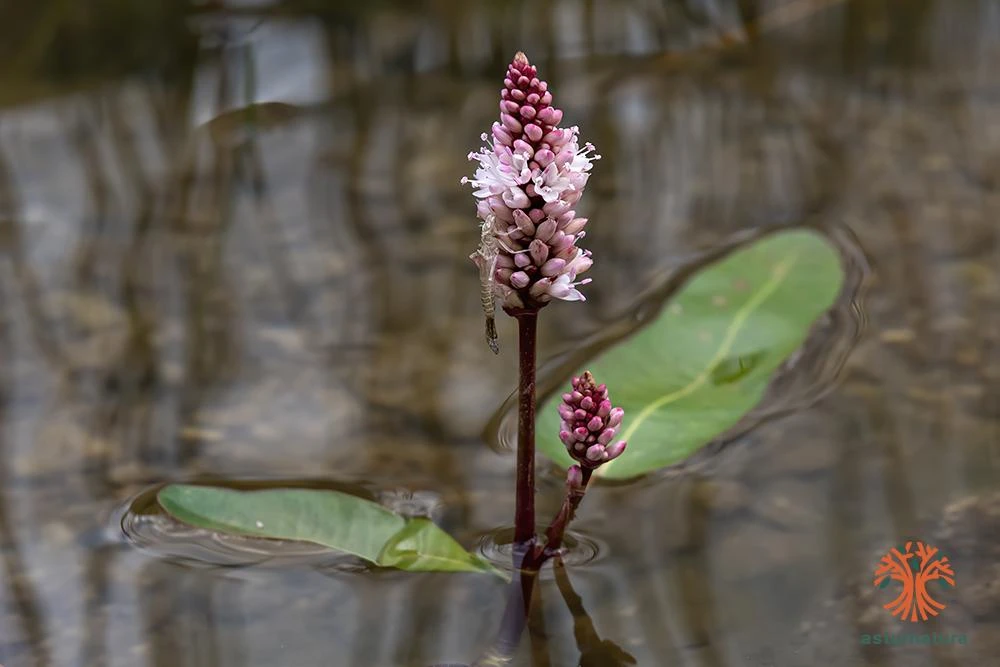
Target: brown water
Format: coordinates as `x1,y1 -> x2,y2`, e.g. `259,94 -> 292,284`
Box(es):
1,1 -> 999,666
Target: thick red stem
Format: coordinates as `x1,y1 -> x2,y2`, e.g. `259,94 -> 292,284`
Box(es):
513,309 -> 539,548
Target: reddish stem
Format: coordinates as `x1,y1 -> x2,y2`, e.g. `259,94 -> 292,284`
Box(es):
513,309 -> 539,549
538,467 -> 592,561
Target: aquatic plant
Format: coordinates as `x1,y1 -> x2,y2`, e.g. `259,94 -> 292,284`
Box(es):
150,49 -> 850,667
464,51 -> 604,557
455,54 -> 629,664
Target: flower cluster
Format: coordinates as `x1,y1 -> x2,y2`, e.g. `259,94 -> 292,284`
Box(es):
462,52 -> 600,310
557,372 -> 626,468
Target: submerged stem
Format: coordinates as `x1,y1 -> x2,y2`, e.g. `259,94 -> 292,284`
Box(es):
475,545 -> 538,665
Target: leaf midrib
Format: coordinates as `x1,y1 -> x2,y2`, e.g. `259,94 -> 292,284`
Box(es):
597,253 -> 798,477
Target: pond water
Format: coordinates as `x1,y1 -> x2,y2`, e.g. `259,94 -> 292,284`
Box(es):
1,1 -> 998,666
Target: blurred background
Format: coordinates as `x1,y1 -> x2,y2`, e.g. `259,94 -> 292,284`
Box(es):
0,0 -> 998,665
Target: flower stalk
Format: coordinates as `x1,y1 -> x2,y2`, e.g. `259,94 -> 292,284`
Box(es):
473,372 -> 628,664
512,309 -> 538,548
464,51 -> 601,553
538,465 -> 592,561
462,52 -> 622,662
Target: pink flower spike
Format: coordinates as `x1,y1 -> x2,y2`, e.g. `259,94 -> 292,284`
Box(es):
463,52 -> 600,309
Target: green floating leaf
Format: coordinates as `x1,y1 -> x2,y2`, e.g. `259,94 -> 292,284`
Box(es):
878,577 -> 893,589
538,230 -> 846,480
378,518 -> 499,576
158,485 -> 503,578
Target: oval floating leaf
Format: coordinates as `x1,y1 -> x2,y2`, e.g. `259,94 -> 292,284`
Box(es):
158,485 -> 503,577
537,230 -> 845,479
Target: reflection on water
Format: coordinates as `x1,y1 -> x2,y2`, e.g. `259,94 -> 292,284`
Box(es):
1,0 -> 999,665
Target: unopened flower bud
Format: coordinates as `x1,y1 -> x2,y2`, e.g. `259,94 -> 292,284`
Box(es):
566,465 -> 584,489
529,239 -> 549,266
605,441 -> 627,461
510,271 -> 530,289
534,218 -> 557,243
541,258 -> 567,277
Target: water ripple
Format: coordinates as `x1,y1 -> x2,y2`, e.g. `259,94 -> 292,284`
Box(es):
474,525 -> 603,578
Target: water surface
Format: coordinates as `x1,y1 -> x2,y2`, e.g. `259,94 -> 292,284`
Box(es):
1,1 -> 998,665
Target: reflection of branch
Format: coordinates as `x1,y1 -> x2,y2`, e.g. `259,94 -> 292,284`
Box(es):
0,263 -> 52,667
470,546 -> 637,666
0,491 -> 52,667
0,143 -> 65,371
473,546 -> 537,665
553,558 -> 636,667
79,546 -> 114,667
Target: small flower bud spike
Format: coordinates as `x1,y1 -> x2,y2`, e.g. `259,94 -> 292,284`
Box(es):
556,371 -> 628,470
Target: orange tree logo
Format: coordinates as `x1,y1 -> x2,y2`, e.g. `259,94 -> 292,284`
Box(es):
873,540 -> 955,622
